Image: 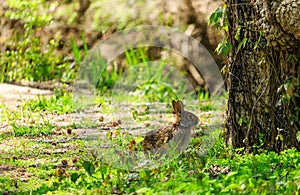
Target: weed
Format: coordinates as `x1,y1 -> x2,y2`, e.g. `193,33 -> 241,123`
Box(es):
23,93 -> 73,114
11,122 -> 55,137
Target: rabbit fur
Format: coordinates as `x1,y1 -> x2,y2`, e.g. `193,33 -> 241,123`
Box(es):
142,100 -> 199,156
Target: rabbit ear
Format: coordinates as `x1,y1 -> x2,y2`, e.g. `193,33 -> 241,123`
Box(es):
172,100 -> 177,109
172,100 -> 181,125
171,100 -> 177,111
172,100 -> 183,115
178,100 -> 184,112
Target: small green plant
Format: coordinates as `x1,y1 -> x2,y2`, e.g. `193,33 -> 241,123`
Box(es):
66,34 -> 89,83
197,91 -> 210,100
135,80 -> 178,102
23,92 -> 73,114
12,122 -> 55,137
97,67 -> 123,93
106,130 -> 144,151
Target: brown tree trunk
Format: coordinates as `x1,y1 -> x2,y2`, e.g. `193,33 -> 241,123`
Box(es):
225,0 -> 300,152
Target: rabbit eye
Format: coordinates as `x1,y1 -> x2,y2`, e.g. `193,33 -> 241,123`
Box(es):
186,113 -> 193,120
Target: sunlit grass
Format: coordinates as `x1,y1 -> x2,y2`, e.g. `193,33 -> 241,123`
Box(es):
23,93 -> 73,114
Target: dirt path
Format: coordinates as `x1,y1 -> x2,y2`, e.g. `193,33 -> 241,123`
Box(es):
0,83 -> 217,143
0,83 -> 53,110
0,83 -> 170,137
0,83 -> 53,132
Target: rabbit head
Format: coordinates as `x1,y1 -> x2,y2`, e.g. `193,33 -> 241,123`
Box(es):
172,100 -> 199,128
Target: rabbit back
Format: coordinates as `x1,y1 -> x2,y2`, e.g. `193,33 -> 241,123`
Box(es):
142,100 -> 199,156
142,124 -> 176,151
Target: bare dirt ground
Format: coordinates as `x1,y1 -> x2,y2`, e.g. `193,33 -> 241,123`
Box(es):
0,83 -> 52,132
0,83 -> 53,110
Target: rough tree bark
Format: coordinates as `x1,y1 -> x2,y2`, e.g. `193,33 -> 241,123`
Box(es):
225,0 -> 300,152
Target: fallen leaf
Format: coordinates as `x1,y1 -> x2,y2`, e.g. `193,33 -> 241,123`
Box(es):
61,159 -> 68,166
66,128 -> 72,134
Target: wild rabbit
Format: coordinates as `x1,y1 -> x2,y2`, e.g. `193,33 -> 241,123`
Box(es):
142,100 -> 199,157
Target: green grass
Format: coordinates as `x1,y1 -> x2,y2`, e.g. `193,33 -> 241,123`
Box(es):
23,92 -> 73,114
1,135 -> 299,194
0,94 -> 299,194
1,85 -> 298,194
11,122 -> 55,137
